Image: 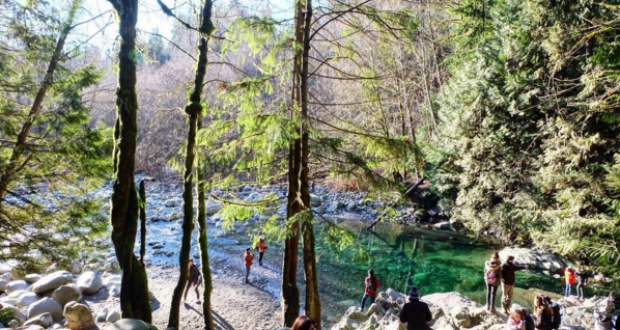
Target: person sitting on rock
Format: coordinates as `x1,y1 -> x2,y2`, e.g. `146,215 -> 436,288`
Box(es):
361,269 -> 380,310
485,252 -> 503,312
399,287 -> 432,330
543,296 -> 561,330
184,259 -> 201,304
517,307 -> 535,330
534,295 -> 554,330
507,309 -> 526,330
291,316 -> 316,330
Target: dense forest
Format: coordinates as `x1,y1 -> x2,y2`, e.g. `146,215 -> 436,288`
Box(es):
1,0 -> 620,329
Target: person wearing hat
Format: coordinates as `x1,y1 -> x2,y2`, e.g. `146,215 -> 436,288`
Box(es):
399,287 -> 432,330
184,259 -> 202,304
484,252 -> 503,312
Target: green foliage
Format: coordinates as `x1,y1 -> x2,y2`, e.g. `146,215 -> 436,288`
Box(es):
431,0 -> 620,270
0,0 -> 112,270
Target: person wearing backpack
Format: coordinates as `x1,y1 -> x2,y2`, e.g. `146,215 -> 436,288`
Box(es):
501,255 -> 527,314
485,252 -> 503,312
361,269 -> 380,310
564,267 -> 575,297
544,296 -> 561,329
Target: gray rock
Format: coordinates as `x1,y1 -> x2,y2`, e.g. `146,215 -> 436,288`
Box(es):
17,292 -> 40,308
24,274 -> 42,284
105,319 -> 158,330
77,271 -> 103,295
5,280 -> 29,294
23,312 -> 53,328
27,297 -> 63,321
106,311 -> 121,323
52,284 -> 82,308
63,301 -> 95,330
31,271 -> 72,294
95,308 -> 109,323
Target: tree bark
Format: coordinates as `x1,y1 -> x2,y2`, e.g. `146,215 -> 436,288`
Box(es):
107,0 -> 152,322
139,180 -> 147,266
167,2 -> 213,328
0,0 -> 80,201
299,0 -> 321,327
281,0 -> 305,325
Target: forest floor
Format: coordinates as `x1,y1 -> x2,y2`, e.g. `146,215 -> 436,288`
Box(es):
85,249 -> 285,330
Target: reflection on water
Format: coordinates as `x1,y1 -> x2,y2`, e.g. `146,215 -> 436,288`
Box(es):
314,222 -> 566,319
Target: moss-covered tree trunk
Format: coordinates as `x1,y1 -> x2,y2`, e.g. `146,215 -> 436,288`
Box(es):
106,0 -> 152,322
167,2 -> 214,328
299,0 -> 321,327
281,1 -> 306,326
139,181 -> 147,266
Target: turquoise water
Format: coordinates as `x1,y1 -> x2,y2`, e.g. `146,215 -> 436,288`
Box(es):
312,221 -> 566,319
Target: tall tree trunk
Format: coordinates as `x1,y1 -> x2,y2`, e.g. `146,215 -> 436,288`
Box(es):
196,148 -> 214,330
139,181 -> 147,266
281,0 -> 305,325
299,0 -> 321,327
0,0 -> 81,201
167,2 -> 213,328
107,0 -> 152,322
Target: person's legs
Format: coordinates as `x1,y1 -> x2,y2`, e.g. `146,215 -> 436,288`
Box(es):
486,283 -> 492,310
184,282 -> 191,301
361,293 -> 369,310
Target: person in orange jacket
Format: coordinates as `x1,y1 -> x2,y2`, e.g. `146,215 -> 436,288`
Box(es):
244,247 -> 254,284
255,238 -> 267,266
565,267 -> 575,297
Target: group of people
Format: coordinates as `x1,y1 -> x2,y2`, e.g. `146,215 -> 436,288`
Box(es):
564,266 -> 590,301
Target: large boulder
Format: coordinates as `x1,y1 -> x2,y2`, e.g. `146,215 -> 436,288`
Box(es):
23,312 -> 53,328
77,271 -> 103,295
498,247 -> 567,273
63,301 -> 95,330
31,271 -> 72,294
17,292 -> 41,308
5,280 -> 29,294
27,297 -> 63,321
52,284 -> 83,308
105,319 -> 158,330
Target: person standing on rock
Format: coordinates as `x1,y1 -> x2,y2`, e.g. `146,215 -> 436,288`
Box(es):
564,267 -> 575,297
361,269 -> 380,310
399,287 -> 432,330
255,238 -> 267,266
291,316 -> 317,330
184,259 -> 202,304
244,247 -> 254,284
501,255 -> 527,314
485,252 -> 503,312
575,266 -> 590,301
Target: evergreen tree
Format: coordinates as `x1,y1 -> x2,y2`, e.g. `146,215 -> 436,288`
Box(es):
0,0 -> 111,270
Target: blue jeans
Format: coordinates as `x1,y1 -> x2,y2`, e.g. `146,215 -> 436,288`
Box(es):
361,293 -> 375,310
565,284 -> 572,297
